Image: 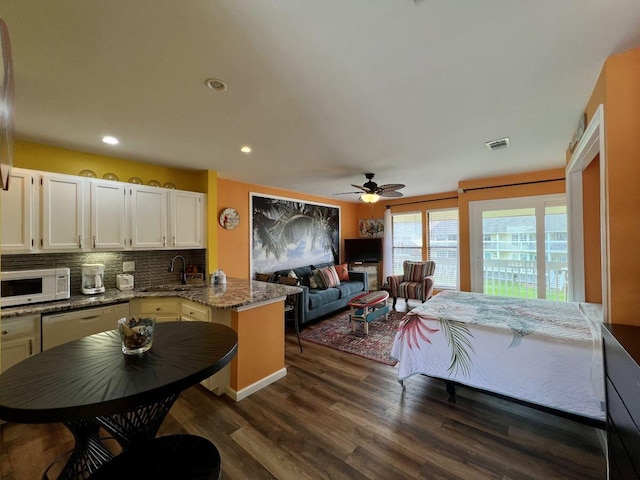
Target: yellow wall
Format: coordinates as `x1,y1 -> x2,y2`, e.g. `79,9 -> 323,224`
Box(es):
14,140 -> 208,192
216,177 -> 359,279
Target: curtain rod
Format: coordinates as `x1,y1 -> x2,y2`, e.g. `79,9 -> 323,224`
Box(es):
385,177 -> 565,208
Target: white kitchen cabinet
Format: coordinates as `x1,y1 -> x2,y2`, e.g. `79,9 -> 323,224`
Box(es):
1,168 -> 207,254
40,173 -> 85,250
169,190 -> 205,248
90,180 -> 127,250
1,314 -> 41,373
0,168 -> 34,252
129,185 -> 168,248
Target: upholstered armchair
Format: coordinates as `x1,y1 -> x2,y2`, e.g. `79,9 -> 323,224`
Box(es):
387,260 -> 436,309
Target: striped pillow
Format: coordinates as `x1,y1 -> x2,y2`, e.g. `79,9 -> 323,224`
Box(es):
404,262 -> 428,283
317,265 -> 341,288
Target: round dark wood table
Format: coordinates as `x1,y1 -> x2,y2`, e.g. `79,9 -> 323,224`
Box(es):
0,321 -> 237,480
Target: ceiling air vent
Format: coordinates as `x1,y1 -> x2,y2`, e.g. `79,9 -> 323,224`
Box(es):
485,137 -> 510,151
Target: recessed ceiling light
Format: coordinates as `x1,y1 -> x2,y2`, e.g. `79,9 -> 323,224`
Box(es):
102,136 -> 119,145
205,78 -> 228,92
240,145 -> 252,153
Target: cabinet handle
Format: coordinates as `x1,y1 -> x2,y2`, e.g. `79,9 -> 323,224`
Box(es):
93,235 -> 97,248
29,339 -> 33,355
163,235 -> 166,247
189,311 -> 194,316
78,235 -> 83,248
173,235 -> 176,247
2,330 -> 8,335
155,307 -> 161,311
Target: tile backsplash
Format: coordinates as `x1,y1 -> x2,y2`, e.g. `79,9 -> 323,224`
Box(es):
1,250 -> 207,295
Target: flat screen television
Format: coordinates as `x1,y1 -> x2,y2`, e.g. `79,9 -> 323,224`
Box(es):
343,238 -> 383,263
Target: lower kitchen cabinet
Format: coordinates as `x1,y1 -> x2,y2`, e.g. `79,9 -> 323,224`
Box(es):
1,314 -> 41,373
41,303 -> 130,351
181,300 -> 210,322
130,298 -> 181,323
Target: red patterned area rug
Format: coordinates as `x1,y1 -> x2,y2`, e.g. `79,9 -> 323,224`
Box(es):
299,309 -> 403,366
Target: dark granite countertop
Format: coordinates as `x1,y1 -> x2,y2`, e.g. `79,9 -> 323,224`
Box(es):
0,278 -> 301,319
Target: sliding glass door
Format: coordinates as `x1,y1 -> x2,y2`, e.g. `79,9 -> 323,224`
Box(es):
470,195 -> 568,301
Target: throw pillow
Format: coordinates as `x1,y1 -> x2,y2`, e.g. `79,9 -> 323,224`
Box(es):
335,263 -> 350,281
309,269 -> 321,289
317,265 -> 341,288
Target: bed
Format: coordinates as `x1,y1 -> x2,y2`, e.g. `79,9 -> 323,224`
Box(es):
390,290 -> 605,424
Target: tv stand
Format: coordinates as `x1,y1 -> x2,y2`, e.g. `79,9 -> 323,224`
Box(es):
349,262 -> 381,291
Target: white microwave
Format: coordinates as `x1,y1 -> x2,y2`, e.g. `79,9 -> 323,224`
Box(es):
0,268 -> 71,307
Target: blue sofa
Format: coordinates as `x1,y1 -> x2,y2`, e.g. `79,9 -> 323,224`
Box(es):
272,263 -> 368,326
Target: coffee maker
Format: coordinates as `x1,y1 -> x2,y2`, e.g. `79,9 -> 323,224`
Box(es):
81,263 -> 105,295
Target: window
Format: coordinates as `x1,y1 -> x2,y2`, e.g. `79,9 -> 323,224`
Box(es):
428,208 -> 459,289
391,212 -> 422,274
469,195 -> 568,301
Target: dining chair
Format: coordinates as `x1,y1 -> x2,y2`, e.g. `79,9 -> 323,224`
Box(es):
278,276 -> 303,353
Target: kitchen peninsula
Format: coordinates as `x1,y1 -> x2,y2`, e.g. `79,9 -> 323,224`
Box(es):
0,278 -> 300,401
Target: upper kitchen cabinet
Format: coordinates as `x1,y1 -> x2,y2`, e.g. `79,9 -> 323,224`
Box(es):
170,190 -> 206,248
0,168 -> 207,253
40,173 -> 85,250
129,184 -> 168,248
90,180 -> 127,250
0,168 -> 34,252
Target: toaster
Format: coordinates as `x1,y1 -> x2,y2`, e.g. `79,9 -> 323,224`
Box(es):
116,274 -> 135,291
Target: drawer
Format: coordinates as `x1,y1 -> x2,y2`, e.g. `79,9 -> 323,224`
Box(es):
1,315 -> 40,340
135,298 -> 180,316
606,378 -> 640,477
603,327 -> 640,428
181,301 -> 209,322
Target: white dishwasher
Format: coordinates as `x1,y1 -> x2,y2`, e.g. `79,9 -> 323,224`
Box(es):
41,303 -> 130,350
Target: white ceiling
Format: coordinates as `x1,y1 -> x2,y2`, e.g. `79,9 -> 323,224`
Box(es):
2,1 -> 640,200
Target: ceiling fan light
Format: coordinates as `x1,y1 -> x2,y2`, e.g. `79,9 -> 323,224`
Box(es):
360,193 -> 380,203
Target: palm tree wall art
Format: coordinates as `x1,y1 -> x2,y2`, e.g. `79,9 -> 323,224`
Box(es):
251,193 -> 340,276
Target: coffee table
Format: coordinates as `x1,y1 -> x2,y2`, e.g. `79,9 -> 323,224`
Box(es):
348,290 -> 390,334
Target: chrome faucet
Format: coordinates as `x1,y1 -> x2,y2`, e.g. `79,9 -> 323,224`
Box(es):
169,255 -> 187,285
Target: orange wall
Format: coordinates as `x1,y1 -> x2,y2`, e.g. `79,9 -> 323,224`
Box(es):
458,169 -> 566,292
230,301 -> 284,391
216,177 -> 359,279
350,169 -> 565,291
599,48 -> 640,324
582,156 -> 602,304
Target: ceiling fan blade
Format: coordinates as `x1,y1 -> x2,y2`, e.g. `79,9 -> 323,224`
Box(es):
380,190 -> 403,198
377,183 -> 405,192
333,191 -> 362,195
350,184 -> 368,192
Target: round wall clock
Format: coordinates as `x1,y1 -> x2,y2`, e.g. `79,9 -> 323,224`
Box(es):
219,207 -> 240,230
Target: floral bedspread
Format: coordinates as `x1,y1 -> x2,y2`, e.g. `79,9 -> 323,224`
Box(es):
390,290 -> 605,421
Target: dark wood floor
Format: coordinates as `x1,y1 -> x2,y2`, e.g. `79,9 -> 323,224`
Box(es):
0,322 -> 607,479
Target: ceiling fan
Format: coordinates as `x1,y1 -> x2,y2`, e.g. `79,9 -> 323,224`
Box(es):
335,173 -> 405,201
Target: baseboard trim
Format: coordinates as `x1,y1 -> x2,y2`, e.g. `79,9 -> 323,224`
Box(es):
225,368 -> 287,401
